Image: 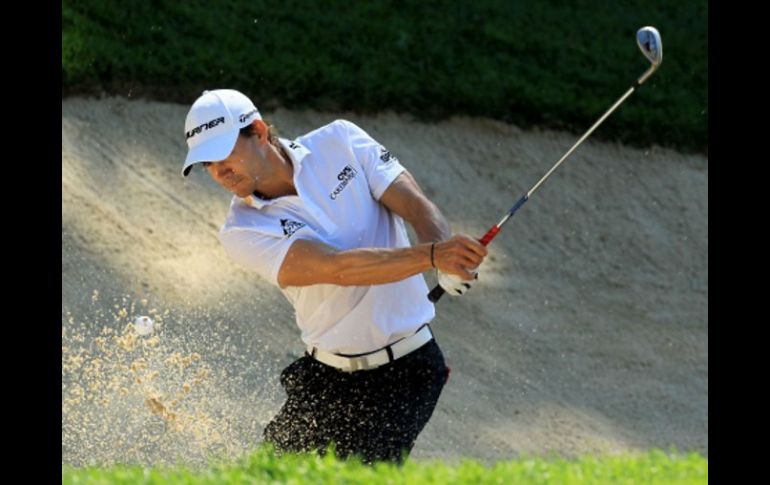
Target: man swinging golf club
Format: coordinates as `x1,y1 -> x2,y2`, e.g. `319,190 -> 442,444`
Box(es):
182,90 -> 486,464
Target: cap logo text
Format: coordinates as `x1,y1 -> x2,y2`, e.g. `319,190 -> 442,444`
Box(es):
186,117 -> 225,140
239,109 -> 258,123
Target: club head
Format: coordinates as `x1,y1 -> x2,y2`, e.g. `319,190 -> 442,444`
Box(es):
637,26 -> 662,67
636,26 -> 662,84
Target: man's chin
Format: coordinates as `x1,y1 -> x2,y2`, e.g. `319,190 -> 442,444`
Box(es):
232,187 -> 252,198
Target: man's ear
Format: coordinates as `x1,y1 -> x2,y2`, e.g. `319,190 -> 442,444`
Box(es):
252,119 -> 269,144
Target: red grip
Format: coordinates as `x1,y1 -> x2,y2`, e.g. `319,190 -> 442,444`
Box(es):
478,225 -> 500,246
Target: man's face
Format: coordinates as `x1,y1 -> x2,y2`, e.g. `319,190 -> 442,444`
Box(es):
204,134 -> 264,198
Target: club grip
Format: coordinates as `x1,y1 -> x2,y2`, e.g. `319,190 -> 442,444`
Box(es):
427,285 -> 445,303
478,225 -> 500,246
427,225 -> 500,303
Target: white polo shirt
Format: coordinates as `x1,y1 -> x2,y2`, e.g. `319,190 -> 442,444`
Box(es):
218,120 -> 435,354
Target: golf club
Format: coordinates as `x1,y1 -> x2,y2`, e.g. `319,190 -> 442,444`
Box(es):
428,26 -> 663,302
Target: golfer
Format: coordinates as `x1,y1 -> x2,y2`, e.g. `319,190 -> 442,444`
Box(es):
182,89 -> 487,464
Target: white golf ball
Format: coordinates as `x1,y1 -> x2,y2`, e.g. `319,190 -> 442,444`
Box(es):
134,316 -> 155,336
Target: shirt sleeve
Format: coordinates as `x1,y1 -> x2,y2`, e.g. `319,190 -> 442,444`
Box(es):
340,119 -> 405,200
218,228 -> 315,287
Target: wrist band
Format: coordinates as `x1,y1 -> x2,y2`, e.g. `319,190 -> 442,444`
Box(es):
430,242 -> 436,268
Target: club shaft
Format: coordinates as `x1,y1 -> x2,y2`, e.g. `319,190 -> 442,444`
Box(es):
428,84 -> 641,304
528,85 -> 636,198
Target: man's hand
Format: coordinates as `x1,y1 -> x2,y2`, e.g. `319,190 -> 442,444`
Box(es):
432,234 -> 487,296
432,235 -> 487,280
437,268 -> 479,296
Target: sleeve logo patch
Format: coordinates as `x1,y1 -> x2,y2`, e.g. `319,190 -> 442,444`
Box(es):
379,146 -> 398,165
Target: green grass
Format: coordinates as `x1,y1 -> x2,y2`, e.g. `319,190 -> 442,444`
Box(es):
62,447 -> 707,484
62,0 -> 707,153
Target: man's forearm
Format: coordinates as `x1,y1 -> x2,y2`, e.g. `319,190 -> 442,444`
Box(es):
378,170 -> 452,244
279,232 -> 484,288
408,199 -> 451,244
329,244 -> 434,286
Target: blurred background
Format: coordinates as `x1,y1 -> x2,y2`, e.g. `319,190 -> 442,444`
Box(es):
63,0 -> 707,153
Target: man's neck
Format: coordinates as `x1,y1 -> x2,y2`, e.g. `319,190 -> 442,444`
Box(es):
252,141 -> 298,200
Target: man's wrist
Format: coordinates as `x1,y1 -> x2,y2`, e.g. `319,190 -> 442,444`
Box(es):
430,242 -> 436,268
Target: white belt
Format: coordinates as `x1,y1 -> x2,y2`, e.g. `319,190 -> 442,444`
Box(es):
306,324 -> 434,373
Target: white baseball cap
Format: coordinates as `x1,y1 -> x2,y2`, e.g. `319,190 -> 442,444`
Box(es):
182,89 -> 262,177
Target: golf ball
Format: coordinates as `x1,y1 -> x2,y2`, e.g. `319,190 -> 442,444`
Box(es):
134,316 -> 155,336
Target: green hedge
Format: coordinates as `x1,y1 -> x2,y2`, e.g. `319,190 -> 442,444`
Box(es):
62,0 -> 707,153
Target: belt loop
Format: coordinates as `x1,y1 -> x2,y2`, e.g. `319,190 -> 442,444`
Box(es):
311,347 -> 317,358
385,346 -> 394,362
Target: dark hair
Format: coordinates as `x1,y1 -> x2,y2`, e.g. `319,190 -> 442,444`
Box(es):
240,121 -> 280,145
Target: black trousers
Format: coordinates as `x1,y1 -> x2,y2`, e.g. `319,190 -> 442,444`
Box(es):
263,338 -> 449,464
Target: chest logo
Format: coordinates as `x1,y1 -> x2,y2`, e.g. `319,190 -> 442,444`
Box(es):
330,164 -> 359,200
280,218 -> 306,238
